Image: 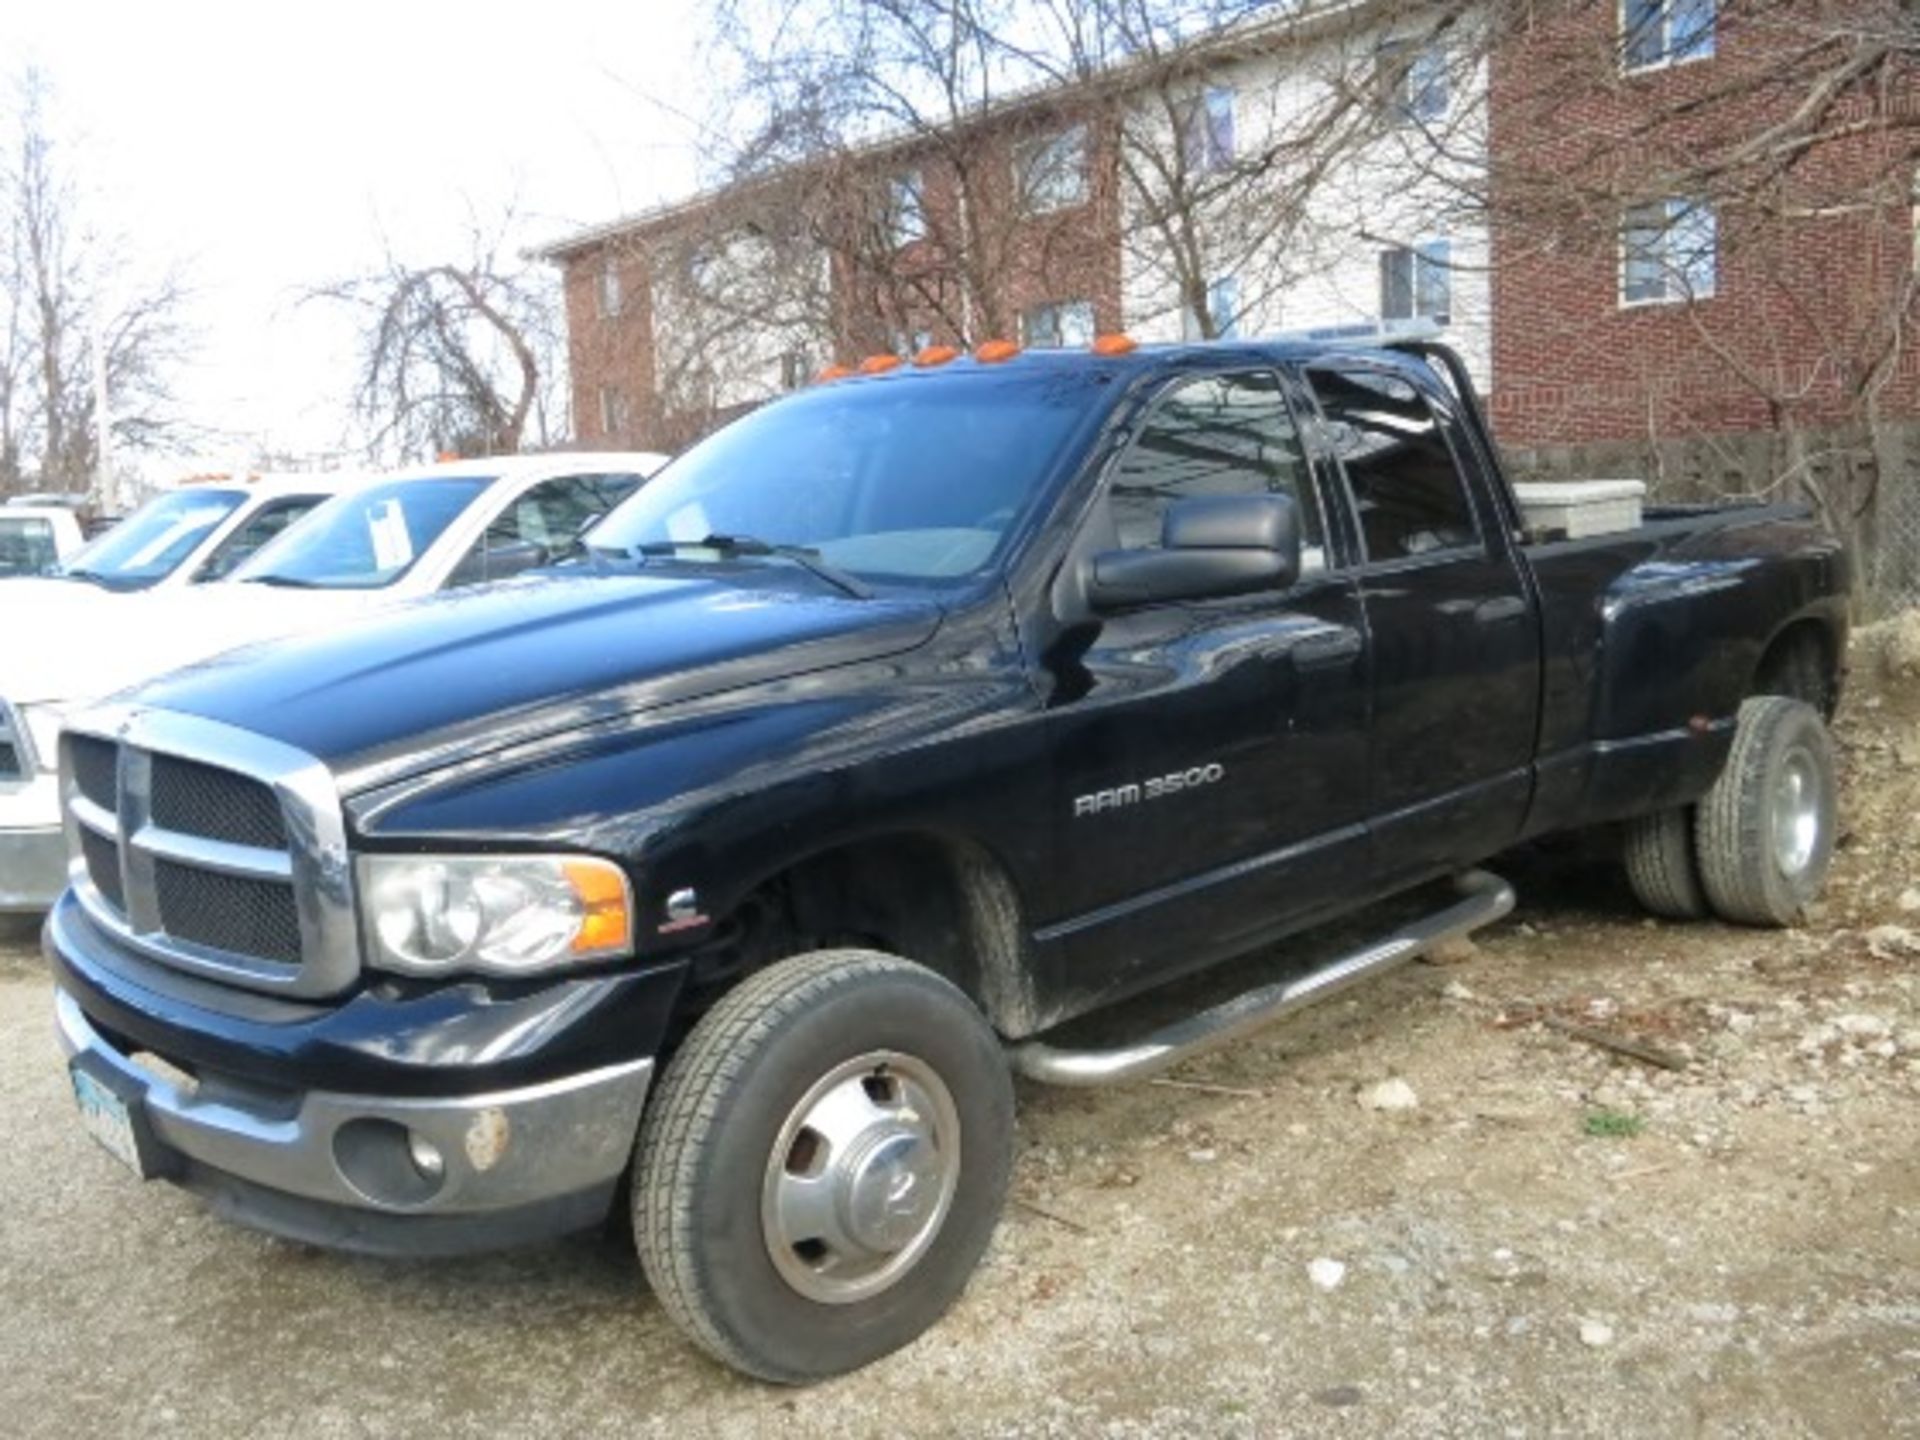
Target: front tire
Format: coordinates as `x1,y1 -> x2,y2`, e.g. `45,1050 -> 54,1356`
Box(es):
1694,696 -> 1838,926
632,949 -> 1014,1383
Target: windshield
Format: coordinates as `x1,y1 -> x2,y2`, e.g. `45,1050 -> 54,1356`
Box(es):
590,369 -> 1109,584
232,476 -> 491,589
0,516 -> 61,576
60,489 -> 246,590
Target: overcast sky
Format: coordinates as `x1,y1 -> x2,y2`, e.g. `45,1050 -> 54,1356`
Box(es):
3,0 -> 714,472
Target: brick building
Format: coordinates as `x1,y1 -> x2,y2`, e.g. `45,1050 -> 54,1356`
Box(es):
1486,0 -> 1919,447
537,0 -> 1488,452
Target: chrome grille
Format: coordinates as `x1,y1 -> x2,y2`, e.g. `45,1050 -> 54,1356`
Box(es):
154,860 -> 303,966
59,706 -> 361,998
151,754 -> 288,850
68,734 -> 120,810
79,826 -> 125,910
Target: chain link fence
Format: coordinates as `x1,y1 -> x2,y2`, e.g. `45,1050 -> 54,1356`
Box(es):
1505,425 -> 1920,620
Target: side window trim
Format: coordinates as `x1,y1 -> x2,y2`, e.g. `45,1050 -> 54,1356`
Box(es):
191,495 -> 322,581
1302,360 -> 1488,572
1098,366 -> 1340,572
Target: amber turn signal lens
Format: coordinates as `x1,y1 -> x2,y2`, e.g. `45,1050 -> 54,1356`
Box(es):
860,354 -> 904,374
914,345 -> 961,367
815,364 -> 852,382
1090,333 -> 1137,355
973,339 -> 1020,363
562,858 -> 633,955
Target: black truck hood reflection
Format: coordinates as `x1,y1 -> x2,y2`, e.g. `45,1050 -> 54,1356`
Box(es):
132,571 -> 944,788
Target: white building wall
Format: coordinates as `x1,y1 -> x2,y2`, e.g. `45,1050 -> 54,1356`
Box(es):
1119,11 -> 1492,389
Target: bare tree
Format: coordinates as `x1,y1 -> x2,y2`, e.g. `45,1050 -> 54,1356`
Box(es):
0,67 -> 194,497
314,215 -> 564,462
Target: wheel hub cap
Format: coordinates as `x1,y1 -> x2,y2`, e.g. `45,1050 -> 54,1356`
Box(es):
1772,747 -> 1822,878
762,1050 -> 961,1305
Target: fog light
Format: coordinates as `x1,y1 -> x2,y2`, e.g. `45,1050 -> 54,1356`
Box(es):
408,1132 -> 445,1181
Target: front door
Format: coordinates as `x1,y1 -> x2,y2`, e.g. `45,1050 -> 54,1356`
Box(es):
1304,363 -> 1539,887
1037,368 -> 1371,1010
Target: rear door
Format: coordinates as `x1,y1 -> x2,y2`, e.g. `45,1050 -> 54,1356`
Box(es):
1303,361 -> 1539,886
1042,368 -> 1371,1004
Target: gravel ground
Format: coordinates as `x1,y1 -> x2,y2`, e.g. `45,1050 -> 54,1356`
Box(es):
2,622 -> 1917,1438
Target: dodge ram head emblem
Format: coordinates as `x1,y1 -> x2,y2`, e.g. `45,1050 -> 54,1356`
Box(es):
1074,763 -> 1225,818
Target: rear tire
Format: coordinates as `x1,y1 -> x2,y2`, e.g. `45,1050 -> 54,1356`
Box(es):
1623,807 -> 1708,919
1694,696 -> 1837,927
632,949 -> 1013,1383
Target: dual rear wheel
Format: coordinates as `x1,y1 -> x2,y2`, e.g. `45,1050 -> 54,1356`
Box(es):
1623,695 -> 1837,927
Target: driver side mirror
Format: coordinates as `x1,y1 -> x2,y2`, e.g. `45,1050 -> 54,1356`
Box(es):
448,538 -> 551,589
1085,493 -> 1301,611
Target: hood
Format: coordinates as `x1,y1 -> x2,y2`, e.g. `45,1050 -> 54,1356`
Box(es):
0,580 -> 391,707
132,572 -> 944,784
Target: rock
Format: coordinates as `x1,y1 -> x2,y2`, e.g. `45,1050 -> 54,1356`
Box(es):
1186,1148 -> 1218,1164
1579,1319 -> 1616,1348
1307,1258 -> 1348,1291
1360,1078 -> 1419,1111
1420,936 -> 1479,966
1834,1013 -> 1892,1039
1442,979 -> 1476,1001
1866,925 -> 1920,959
1899,888 -> 1920,914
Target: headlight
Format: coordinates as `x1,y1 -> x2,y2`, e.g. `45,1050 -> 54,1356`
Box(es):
359,854 -> 633,978
18,704 -> 69,775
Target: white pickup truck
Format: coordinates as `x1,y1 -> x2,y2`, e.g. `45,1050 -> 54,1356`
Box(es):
0,450 -> 667,911
0,504 -> 88,577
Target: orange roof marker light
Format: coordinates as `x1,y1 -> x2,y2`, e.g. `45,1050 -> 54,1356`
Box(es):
815,363 -> 853,383
859,353 -> 904,374
914,344 -> 961,367
1090,332 -> 1138,356
973,339 -> 1021,364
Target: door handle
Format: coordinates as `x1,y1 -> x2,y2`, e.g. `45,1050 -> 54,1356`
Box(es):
1473,596 -> 1527,626
1293,630 -> 1363,669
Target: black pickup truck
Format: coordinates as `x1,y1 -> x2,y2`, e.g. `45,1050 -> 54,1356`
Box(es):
46,337 -> 1848,1382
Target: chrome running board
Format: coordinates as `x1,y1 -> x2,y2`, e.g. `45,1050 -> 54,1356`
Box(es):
1009,869 -> 1515,1087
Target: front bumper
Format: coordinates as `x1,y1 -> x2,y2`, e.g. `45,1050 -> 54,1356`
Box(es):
55,985 -> 652,1251
0,824 -> 67,913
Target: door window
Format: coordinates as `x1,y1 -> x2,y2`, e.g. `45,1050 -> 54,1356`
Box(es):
1307,367 -> 1479,562
1106,371 -> 1324,570
449,473 -> 644,587
194,496 -> 325,581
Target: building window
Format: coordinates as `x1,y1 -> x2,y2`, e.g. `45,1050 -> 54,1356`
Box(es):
595,255 -> 622,319
1380,240 -> 1451,325
598,385 -> 630,436
1620,199 -> 1717,305
1180,276 -> 1240,340
890,172 -> 926,247
1379,40 -> 1449,125
1015,124 -> 1090,214
1022,300 -> 1096,349
1181,87 -> 1236,174
1622,0 -> 1715,72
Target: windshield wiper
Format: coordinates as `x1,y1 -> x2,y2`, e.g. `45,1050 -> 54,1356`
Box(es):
634,534 -> 872,600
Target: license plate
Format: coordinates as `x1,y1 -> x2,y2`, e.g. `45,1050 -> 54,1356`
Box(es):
71,1064 -> 151,1178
